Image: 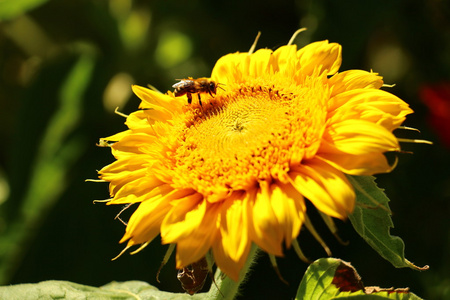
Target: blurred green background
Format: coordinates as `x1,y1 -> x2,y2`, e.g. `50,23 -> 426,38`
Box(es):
1,0 -> 449,299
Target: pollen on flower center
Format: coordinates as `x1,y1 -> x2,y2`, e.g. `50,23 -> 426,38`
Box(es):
169,76 -> 330,200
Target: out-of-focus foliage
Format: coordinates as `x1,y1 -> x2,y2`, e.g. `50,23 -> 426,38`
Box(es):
0,0 -> 51,21
0,0 -> 449,299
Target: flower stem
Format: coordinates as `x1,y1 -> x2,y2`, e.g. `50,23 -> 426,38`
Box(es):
207,244 -> 259,299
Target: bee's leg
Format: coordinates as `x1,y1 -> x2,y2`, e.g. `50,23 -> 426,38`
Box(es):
198,94 -> 203,107
208,91 -> 215,106
187,93 -> 192,104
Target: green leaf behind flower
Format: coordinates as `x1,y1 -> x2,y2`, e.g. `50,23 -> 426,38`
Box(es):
347,176 -> 427,271
296,257 -> 423,300
0,280 -> 212,300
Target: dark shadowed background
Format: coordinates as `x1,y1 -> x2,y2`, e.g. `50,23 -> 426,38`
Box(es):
1,0 -> 449,299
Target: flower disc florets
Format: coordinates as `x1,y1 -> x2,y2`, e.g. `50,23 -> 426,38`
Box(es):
169,73 -> 329,201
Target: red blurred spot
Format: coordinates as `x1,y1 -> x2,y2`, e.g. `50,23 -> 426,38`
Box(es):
420,82 -> 450,148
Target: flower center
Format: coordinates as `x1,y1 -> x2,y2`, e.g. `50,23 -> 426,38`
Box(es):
169,75 -> 330,201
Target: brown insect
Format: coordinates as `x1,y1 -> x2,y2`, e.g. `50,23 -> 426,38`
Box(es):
172,77 -> 224,106
177,257 -> 210,295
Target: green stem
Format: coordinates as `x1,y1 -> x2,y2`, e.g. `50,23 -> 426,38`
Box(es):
207,244 -> 259,300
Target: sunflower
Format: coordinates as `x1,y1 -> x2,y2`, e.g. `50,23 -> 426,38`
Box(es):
97,30 -> 412,282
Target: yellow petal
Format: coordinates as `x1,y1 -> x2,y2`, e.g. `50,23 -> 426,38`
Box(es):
101,130 -> 130,142
100,157 -> 164,198
245,48 -> 273,77
269,182 -> 306,247
99,156 -> 147,182
120,196 -> 172,245
219,191 -> 250,262
132,85 -> 181,116
211,52 -> 248,85
328,89 -> 413,131
328,70 -> 384,97
120,188 -> 197,245
160,193 -> 205,243
247,182 -> 283,256
126,109 -> 171,128
109,133 -> 158,158
272,45 -> 298,74
297,41 -> 342,76
212,235 -> 251,282
111,179 -> 169,205
175,239 -> 210,270
317,141 -> 393,175
125,110 -> 151,130
324,119 -> 399,155
175,203 -> 221,267
290,158 -> 355,219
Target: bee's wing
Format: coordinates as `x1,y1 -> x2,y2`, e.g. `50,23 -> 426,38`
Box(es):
172,79 -> 194,89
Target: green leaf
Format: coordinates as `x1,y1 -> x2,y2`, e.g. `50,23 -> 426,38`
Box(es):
347,176 -> 428,271
0,0 -> 50,21
296,257 -> 423,300
0,280 -> 212,299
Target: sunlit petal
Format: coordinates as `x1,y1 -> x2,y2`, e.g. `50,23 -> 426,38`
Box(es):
324,119 -> 399,155
297,41 -> 342,75
290,159 -> 355,219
